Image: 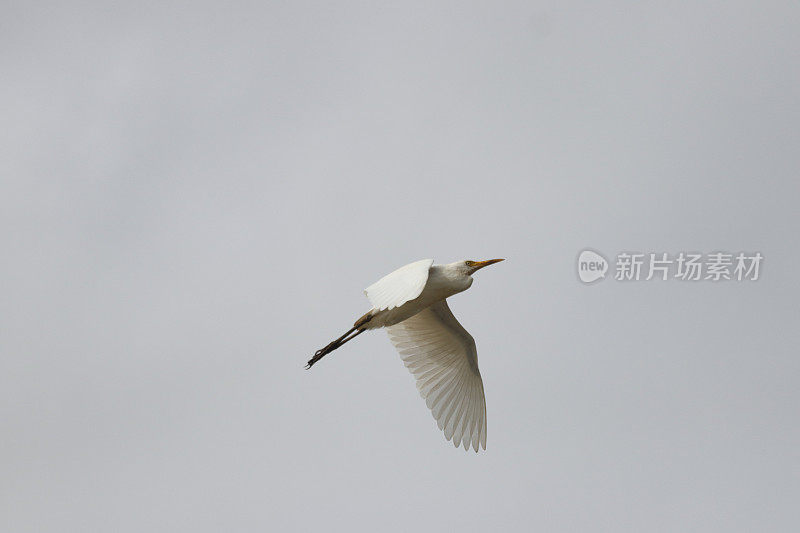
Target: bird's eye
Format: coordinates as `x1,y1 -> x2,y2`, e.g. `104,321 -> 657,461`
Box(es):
465,260 -> 474,266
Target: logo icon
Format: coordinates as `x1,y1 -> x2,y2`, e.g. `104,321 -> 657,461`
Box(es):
577,249 -> 608,283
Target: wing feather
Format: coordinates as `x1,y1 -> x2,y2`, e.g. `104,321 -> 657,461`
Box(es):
386,300 -> 487,452
364,259 -> 434,311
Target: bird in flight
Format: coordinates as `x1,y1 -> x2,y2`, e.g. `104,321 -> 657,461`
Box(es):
306,258 -> 504,452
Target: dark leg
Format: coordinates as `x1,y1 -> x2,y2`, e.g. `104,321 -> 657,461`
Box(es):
305,328 -> 366,369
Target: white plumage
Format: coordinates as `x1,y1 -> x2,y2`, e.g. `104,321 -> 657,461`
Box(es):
364,258 -> 433,311
387,300 -> 487,451
307,257 -> 504,452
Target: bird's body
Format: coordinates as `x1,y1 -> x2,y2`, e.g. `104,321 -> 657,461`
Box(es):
361,262 -> 474,329
306,258 -> 504,452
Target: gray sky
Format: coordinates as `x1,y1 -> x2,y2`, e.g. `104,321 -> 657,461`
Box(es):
2,1 -> 799,531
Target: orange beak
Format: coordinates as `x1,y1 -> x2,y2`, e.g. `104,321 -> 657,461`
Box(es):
472,258 -> 505,271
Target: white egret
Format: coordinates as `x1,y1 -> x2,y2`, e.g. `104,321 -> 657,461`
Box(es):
306,258 -> 504,452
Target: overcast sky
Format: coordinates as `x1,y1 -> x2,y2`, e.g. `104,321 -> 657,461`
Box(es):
2,1 -> 799,531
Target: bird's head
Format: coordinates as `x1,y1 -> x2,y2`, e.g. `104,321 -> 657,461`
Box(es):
461,258 -> 505,276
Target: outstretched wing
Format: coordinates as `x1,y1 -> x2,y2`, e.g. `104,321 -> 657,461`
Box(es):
386,300 -> 487,452
364,259 -> 434,311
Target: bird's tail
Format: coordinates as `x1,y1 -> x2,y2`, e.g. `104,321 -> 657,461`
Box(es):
305,326 -> 365,369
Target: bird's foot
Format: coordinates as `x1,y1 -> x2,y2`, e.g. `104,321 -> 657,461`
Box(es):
305,345 -> 331,370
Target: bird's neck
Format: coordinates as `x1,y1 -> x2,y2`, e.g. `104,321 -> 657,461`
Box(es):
430,264 -> 473,294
